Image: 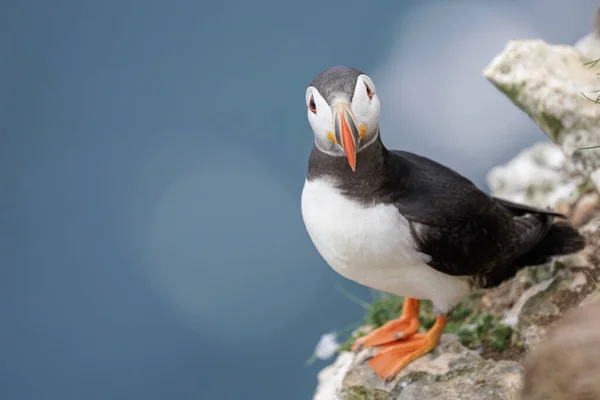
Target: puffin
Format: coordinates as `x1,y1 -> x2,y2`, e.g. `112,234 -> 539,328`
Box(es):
300,66 -> 586,382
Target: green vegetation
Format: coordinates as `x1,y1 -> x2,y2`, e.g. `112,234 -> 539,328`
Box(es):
335,290 -> 516,354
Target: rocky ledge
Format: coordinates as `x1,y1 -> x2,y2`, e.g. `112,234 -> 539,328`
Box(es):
313,36 -> 600,400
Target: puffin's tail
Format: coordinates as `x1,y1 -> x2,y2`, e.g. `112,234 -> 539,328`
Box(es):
514,221 -> 586,268
492,196 -> 587,268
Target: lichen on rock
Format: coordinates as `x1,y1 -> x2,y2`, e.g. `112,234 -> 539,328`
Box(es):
487,142 -> 584,209
316,335 -> 523,400
483,39 -> 600,191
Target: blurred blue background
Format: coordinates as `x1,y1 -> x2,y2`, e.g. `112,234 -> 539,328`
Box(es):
1,0 -> 597,399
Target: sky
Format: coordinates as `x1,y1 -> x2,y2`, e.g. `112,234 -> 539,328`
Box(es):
1,0 -> 597,399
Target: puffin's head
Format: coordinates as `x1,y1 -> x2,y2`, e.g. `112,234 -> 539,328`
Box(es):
306,66 -> 381,172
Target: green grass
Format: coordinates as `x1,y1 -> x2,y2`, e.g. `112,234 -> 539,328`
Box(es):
334,289 -> 515,354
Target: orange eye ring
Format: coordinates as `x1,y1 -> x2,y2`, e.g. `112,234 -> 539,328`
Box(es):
364,82 -> 374,99
308,95 -> 317,113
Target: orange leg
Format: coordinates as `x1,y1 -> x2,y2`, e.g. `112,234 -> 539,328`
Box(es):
352,298 -> 421,351
367,315 -> 449,382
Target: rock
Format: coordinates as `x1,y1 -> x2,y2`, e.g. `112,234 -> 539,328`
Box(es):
479,269 -> 539,317
501,278 -> 553,328
395,360 -> 522,400
483,39 -> 600,190
592,169 -> 600,194
520,299 -> 600,400
574,6 -> 600,60
314,335 -> 523,400
516,272 -> 571,350
513,214 -> 599,351
580,290 -> 600,308
569,191 -> 600,228
313,352 -> 355,400
483,36 -> 600,357
487,142 -> 583,209
574,30 -> 600,60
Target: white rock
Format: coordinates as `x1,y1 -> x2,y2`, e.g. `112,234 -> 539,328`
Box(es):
313,335 -> 523,400
487,142 -> 583,208
568,271 -> 589,292
483,39 -> 600,190
312,352 -> 353,400
574,7 -> 600,60
502,278 -> 554,328
313,332 -> 341,360
574,31 -> 600,60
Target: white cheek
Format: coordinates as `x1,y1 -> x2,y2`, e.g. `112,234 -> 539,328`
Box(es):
352,101 -> 369,121
351,97 -> 379,128
369,98 -> 380,126
307,114 -> 319,135
308,112 -> 332,137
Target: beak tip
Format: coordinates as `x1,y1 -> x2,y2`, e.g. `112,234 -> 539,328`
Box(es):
347,158 -> 356,172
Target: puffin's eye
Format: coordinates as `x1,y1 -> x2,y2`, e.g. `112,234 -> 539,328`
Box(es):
364,82 -> 374,99
308,96 -> 317,114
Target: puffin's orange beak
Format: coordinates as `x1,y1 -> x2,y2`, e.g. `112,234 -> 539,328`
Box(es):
334,105 -> 360,172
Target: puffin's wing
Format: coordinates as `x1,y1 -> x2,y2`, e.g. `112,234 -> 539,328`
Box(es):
492,197 -> 566,218
490,212 -> 554,266
388,150 -> 557,279
473,212 -> 558,287
407,207 -> 554,284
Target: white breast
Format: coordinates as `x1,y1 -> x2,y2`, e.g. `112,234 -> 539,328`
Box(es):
300,177 -> 471,313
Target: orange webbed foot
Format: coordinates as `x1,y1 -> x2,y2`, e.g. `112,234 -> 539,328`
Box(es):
367,315 -> 449,382
352,298 -> 421,351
